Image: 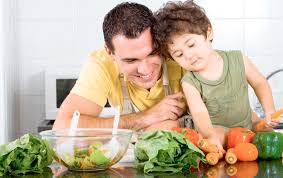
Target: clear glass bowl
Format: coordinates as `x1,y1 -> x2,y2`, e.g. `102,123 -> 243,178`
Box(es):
40,128 -> 133,171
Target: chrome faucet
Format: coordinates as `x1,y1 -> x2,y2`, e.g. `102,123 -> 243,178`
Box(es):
253,68 -> 283,118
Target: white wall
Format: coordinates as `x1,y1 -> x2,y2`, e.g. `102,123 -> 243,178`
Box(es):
1,0 -> 17,142
15,0 -> 283,137
0,0 -> 6,144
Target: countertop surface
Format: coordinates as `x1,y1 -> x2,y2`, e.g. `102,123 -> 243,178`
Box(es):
10,159 -> 283,178
8,129 -> 283,178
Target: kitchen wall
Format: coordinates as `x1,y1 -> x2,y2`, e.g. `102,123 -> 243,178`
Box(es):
0,0 -> 5,144
1,0 -> 17,143
13,0 -> 283,138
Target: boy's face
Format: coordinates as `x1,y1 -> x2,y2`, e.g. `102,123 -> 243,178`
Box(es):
106,28 -> 162,90
168,29 -> 214,72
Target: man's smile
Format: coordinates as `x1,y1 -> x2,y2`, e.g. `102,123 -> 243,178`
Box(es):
138,72 -> 153,80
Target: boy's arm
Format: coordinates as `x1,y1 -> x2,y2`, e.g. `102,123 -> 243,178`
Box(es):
243,55 -> 277,122
182,82 -> 225,155
53,92 -> 186,130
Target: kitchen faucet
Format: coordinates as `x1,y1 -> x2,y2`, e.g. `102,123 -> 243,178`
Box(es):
253,68 -> 283,118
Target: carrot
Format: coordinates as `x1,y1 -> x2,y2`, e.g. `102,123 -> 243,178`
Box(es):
255,120 -> 267,130
234,143 -> 258,161
197,139 -> 218,153
206,152 -> 222,165
225,148 -> 237,164
271,108 -> 283,119
256,108 -> 283,130
226,165 -> 237,176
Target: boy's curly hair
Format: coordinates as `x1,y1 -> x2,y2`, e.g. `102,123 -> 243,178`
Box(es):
154,0 -> 211,58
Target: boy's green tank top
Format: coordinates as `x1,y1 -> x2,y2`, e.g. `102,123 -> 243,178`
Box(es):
182,50 -> 252,129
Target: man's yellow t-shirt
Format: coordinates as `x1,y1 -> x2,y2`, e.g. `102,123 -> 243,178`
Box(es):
71,48 -> 184,112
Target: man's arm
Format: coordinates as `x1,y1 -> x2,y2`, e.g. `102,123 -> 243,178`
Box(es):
53,92 -> 186,130
53,93 -> 148,130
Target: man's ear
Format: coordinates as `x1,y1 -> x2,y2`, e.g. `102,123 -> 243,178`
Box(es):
206,26 -> 214,41
104,44 -> 114,56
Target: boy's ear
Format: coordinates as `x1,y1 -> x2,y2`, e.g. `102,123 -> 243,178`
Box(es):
206,26 -> 214,41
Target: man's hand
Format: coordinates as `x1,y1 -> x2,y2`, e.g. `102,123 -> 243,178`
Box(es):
143,92 -> 186,125
145,120 -> 180,131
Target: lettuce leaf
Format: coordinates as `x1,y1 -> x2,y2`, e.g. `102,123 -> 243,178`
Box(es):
0,134 -> 54,176
134,130 -> 206,174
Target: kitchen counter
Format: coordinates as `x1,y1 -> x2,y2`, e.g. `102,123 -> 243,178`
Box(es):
11,159 -> 283,178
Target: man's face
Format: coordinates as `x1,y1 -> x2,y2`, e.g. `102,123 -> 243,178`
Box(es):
109,28 -> 162,89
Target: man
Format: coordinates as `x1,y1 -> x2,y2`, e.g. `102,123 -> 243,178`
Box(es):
53,2 -> 186,130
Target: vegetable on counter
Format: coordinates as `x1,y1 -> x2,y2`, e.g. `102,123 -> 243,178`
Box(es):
225,148 -> 237,164
197,139 -> 218,153
171,127 -> 199,146
62,141 -> 111,169
256,108 -> 283,130
234,142 -> 258,161
134,130 -> 206,174
196,139 -> 223,165
255,121 -> 268,131
0,134 -> 54,176
227,127 -> 255,149
206,152 -> 222,166
252,131 -> 283,159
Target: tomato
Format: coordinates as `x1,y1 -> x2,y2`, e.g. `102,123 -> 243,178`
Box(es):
172,127 -> 199,146
171,127 -> 183,133
234,143 -> 258,161
227,127 -> 255,149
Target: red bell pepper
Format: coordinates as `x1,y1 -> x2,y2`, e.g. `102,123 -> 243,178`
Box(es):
227,127 -> 255,149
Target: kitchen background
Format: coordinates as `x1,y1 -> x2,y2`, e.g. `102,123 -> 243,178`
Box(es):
1,0 -> 283,143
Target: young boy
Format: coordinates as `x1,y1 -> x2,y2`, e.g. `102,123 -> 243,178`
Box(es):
154,0 -> 279,154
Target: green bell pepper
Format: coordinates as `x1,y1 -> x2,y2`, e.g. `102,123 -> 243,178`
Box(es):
252,132 -> 283,159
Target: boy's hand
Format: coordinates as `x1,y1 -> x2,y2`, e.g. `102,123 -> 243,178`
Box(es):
252,112 -> 278,132
263,112 -> 280,128
207,133 -> 226,157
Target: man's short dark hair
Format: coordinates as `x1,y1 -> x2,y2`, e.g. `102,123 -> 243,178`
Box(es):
103,2 -> 156,53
